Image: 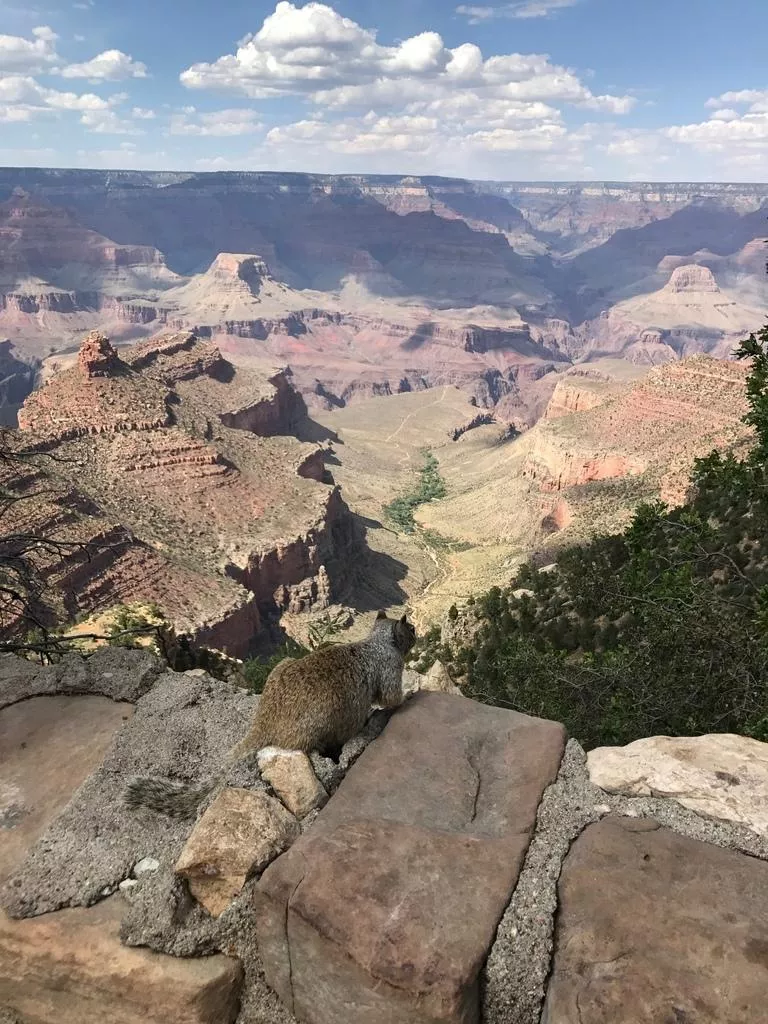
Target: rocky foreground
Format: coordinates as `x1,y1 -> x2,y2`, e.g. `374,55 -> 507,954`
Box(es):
1,649 -> 766,1024
10,330 -> 366,654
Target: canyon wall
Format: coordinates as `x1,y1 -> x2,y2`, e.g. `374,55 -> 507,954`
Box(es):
13,330 -> 367,655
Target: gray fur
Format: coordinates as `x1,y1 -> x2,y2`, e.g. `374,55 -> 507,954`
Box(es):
124,613 -> 416,818
123,776 -> 215,819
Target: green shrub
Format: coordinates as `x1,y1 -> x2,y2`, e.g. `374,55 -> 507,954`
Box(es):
462,322 -> 768,749
242,638 -> 307,694
384,449 -> 447,533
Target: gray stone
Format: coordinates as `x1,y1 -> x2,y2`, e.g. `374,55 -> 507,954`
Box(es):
0,685 -> 243,1024
0,648 -> 164,712
254,692 -> 567,1024
134,856 -> 160,875
2,671 -> 258,918
542,816 -> 768,1024
0,694 -> 133,887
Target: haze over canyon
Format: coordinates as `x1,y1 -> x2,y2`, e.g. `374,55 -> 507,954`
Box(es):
2,168 -> 766,647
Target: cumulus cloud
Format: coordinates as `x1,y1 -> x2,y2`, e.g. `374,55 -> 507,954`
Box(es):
0,73 -> 117,122
0,26 -> 60,74
664,88 -> 768,169
178,1 -> 632,172
169,107 -> 263,136
60,49 -> 148,81
456,0 -> 580,23
180,2 -> 631,114
79,108 -> 145,134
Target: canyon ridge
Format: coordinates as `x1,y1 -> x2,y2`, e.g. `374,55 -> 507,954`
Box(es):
2,169 -> 767,646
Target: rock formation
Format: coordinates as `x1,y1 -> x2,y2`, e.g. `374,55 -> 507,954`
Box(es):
3,170 -> 764,430
13,330 -> 366,654
2,651 -> 768,1024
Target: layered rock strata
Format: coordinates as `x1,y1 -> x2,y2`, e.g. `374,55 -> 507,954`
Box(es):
14,331 -> 365,653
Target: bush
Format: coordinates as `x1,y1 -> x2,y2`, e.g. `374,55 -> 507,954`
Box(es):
242,638 -> 307,694
462,321 -> 768,749
384,449 -> 447,533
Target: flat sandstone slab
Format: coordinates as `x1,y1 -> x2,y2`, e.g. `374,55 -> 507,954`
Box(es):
0,695 -> 133,883
0,898 -> 242,1024
588,732 -> 768,836
0,693 -> 242,1024
255,692 -> 567,1024
542,816 -> 768,1024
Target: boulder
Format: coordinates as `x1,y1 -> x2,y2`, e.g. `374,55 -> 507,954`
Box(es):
421,659 -> 461,694
588,733 -> 768,835
257,748 -> 328,819
0,694 -> 133,885
175,788 -> 299,917
254,692 -> 567,1024
0,898 -> 242,1024
401,661 -> 461,697
542,816 -> 768,1023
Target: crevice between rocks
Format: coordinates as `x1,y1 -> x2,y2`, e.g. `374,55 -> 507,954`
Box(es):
482,738 -> 599,1024
481,736 -> 768,1024
284,852 -> 309,1017
465,739 -> 483,825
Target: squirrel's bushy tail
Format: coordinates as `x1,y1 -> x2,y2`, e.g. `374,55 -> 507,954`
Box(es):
124,776 -> 214,818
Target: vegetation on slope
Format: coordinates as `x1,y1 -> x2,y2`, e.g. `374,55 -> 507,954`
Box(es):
432,324 -> 768,749
384,449 -> 447,533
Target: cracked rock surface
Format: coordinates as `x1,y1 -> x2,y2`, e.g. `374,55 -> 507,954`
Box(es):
253,691 -> 566,1024
542,816 -> 768,1024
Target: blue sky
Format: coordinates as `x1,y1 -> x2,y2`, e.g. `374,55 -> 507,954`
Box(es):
1,0 -> 767,180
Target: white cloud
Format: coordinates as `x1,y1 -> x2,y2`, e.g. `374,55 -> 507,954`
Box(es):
706,89 -> 768,110
0,73 -> 115,121
664,89 -> 768,172
132,106 -> 155,119
456,0 -> 579,23
60,48 -> 148,81
169,107 -> 263,136
179,1 -> 631,116
0,25 -> 59,74
178,0 -> 632,175
80,108 -> 144,134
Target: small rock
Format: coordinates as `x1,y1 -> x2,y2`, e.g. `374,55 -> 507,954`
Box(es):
512,588 -> 535,600
257,748 -> 328,819
309,752 -> 345,794
175,787 -> 299,917
401,668 -> 421,696
119,879 -> 138,892
421,660 -> 462,695
134,857 -> 160,876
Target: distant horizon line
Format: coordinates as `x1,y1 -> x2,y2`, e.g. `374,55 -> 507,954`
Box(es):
1,167 -> 767,188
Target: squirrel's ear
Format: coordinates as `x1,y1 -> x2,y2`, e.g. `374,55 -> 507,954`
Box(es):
376,610 -> 387,620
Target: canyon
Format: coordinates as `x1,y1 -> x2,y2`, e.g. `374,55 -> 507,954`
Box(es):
1,171 -> 766,426
10,330 -> 371,656
1,169 -> 767,644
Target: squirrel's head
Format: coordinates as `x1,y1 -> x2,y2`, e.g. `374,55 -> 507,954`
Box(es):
375,610 -> 416,655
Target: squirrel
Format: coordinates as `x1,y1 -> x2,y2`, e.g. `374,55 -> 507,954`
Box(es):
124,611 -> 416,818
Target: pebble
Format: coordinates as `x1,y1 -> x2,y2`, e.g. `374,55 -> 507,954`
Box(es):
133,856 -> 160,875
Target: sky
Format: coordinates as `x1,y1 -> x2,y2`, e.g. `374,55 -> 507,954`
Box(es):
1,0 -> 767,181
